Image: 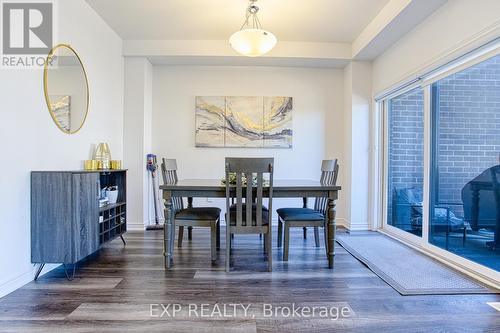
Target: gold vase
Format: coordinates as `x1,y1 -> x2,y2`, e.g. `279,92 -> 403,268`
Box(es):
84,160 -> 99,170
93,143 -> 111,169
110,160 -> 122,170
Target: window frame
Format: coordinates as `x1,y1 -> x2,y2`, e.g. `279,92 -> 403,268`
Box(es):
376,41 -> 500,287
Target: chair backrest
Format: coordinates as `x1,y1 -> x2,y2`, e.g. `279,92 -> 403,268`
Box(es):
161,158 -> 183,214
314,159 -> 339,215
225,157 -> 274,228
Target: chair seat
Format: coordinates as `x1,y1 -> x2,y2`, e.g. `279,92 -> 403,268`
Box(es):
277,207 -> 325,221
175,207 -> 221,220
229,203 -> 269,226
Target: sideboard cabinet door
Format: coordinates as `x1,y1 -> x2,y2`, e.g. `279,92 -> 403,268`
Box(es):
31,171 -> 100,264
72,172 -> 100,262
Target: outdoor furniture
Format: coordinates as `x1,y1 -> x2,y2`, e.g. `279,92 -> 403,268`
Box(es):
392,186 -> 466,249
276,160 -> 339,261
462,165 -> 500,248
225,157 -> 274,272
161,158 -> 221,262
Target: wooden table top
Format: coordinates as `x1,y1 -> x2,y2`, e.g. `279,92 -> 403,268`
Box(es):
160,179 -> 341,191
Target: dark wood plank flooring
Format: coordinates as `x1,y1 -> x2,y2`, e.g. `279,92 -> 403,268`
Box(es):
0,229 -> 499,332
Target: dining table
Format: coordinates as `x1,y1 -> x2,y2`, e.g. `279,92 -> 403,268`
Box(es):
160,179 -> 341,269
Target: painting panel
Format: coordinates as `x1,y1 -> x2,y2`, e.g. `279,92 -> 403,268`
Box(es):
225,96 -> 264,148
263,97 -> 293,148
195,96 -> 225,147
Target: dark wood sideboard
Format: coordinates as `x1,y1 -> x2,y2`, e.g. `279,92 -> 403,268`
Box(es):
31,170 -> 127,280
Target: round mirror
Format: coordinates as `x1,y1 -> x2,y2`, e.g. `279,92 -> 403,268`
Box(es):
44,44 -> 89,134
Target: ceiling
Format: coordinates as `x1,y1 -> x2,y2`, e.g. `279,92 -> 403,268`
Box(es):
85,0 -> 390,43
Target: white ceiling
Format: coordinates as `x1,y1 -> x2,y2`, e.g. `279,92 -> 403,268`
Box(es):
85,0 -> 390,42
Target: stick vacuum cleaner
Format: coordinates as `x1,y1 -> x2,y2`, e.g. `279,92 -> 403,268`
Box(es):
146,154 -> 164,230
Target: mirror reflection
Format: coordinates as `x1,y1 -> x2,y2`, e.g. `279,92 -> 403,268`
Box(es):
44,44 -> 89,134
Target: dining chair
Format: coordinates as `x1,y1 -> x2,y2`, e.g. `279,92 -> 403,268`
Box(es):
161,158 -> 221,262
276,159 -> 339,261
225,157 -> 274,272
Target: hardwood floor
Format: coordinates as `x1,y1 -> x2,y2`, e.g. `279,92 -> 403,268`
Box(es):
0,229 -> 499,332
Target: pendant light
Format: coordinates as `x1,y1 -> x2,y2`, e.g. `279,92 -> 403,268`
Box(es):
229,0 -> 277,57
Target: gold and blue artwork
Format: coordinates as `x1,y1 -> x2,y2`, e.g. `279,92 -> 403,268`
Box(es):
195,96 -> 293,148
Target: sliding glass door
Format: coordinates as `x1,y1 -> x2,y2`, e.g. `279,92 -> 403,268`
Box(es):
382,45 -> 500,276
386,88 -> 425,237
429,54 -> 500,271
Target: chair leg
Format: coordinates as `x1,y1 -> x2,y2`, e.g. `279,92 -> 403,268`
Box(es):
211,222 -> 217,262
177,226 -> 184,248
267,229 -> 272,272
314,227 -> 320,247
303,227 -> 307,239
263,233 -> 268,254
283,224 -> 290,261
226,226 -> 231,272
463,227 -> 467,247
188,226 -> 193,240
323,225 -> 328,256
216,220 -> 221,250
277,219 -> 283,248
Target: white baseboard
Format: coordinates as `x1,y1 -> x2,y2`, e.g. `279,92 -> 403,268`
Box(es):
0,264 -> 58,299
128,221 -> 147,231
335,218 -> 349,229
339,219 -> 370,231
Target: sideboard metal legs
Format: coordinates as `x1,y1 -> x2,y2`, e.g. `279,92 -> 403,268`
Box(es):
34,263 -> 77,281
63,264 -> 77,281
34,263 -> 45,281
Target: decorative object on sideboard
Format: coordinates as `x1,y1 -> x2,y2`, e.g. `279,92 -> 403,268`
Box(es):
84,160 -> 99,170
105,186 -> 119,204
229,0 -> 277,57
93,143 -> 111,169
110,160 -> 122,170
44,44 -> 89,134
195,96 -> 293,148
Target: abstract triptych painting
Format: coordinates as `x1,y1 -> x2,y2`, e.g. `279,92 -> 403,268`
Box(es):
195,96 -> 293,148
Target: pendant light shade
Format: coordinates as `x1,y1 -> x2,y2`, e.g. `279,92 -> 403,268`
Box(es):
229,28 -> 277,57
230,0 -> 277,57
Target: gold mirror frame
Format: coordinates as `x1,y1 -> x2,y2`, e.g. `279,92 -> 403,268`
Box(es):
43,44 -> 90,134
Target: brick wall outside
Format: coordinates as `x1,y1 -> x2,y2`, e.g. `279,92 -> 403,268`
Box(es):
388,55 -> 500,223
387,88 -> 424,226
434,55 -> 500,214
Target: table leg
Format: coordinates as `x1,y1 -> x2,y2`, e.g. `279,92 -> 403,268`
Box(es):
187,197 -> 193,240
327,193 -> 337,269
302,197 -> 308,239
163,191 -> 173,269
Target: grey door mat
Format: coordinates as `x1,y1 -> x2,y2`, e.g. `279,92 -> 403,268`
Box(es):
336,232 -> 498,295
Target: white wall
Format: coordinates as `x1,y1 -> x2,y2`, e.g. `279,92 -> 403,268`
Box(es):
123,58 -> 153,229
343,62 -> 372,230
151,66 -> 345,223
372,0 -> 500,94
0,0 -> 124,297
